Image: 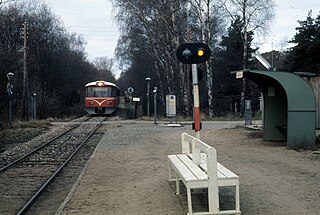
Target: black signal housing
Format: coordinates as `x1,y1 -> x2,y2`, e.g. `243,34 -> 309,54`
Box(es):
176,43 -> 211,64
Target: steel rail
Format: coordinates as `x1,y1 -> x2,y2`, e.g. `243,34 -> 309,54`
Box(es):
16,121 -> 104,215
0,124 -> 79,173
0,116 -> 93,173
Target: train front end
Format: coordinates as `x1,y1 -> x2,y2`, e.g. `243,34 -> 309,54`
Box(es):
84,81 -> 120,115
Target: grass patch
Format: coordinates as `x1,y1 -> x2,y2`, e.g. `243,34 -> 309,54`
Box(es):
0,120 -> 51,146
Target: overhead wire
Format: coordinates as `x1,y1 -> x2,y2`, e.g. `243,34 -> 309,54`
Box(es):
65,25 -> 120,41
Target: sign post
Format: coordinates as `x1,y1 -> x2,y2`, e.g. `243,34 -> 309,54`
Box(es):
132,97 -> 140,119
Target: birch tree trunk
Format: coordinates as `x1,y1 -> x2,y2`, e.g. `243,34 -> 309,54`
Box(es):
204,0 -> 214,117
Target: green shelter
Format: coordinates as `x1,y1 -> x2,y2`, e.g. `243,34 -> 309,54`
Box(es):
243,70 -> 316,148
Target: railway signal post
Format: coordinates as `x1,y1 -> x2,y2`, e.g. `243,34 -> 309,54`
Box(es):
176,43 -> 211,139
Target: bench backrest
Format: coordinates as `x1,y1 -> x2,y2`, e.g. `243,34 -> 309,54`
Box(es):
181,132 -> 194,154
181,133 -> 218,183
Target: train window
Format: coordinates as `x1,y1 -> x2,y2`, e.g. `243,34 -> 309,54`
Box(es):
86,86 -> 117,97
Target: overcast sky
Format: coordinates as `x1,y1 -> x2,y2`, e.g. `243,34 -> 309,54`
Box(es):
45,0 -> 119,61
256,0 -> 320,52
45,0 -> 319,62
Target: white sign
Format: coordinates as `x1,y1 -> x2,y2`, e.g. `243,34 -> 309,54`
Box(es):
236,71 -> 243,79
132,97 -> 140,102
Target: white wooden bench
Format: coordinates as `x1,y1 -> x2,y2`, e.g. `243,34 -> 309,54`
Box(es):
168,133 -> 241,215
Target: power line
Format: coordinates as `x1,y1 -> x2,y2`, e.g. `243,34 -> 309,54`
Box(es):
71,29 -> 119,32
80,35 -> 119,37
69,25 -> 118,27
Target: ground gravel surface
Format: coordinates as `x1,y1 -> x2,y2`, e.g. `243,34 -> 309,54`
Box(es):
59,121 -> 320,215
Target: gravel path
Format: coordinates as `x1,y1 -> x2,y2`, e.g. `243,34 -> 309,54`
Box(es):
57,121 -> 320,215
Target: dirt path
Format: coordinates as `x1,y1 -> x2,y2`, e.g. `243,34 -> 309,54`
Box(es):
60,122 -> 320,215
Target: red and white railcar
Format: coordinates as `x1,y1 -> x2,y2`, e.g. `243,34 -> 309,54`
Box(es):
84,81 -> 120,114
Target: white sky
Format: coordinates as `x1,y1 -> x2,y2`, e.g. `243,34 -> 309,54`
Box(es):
254,1 -> 319,52
45,0 -> 319,60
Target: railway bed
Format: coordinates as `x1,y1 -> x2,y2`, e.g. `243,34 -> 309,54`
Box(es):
0,116 -> 107,215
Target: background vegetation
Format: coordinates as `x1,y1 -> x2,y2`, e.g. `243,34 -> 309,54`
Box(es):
0,0 -> 115,124
1,0 -> 319,126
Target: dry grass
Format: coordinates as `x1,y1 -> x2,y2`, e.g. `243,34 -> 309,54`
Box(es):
0,120 -> 51,146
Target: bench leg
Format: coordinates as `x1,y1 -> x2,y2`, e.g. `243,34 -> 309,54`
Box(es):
175,173 -> 180,195
168,163 -> 172,181
187,187 -> 193,215
168,162 -> 181,195
235,184 -> 240,212
208,186 -> 220,213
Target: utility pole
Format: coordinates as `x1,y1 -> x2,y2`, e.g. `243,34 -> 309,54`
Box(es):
22,21 -> 29,121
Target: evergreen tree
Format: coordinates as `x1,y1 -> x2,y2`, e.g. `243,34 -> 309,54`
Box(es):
288,11 -> 320,73
215,17 -> 259,115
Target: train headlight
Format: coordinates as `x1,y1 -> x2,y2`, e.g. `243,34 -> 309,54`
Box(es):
97,82 -> 105,87
89,101 -> 94,105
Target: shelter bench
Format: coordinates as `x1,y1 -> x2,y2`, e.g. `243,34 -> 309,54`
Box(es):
167,133 -> 241,215
276,125 -> 288,137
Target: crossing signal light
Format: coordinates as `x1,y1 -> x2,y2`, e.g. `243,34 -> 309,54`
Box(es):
197,49 -> 205,57
176,43 -> 211,64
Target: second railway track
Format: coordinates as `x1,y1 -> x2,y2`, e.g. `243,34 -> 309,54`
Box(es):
0,116 -> 107,215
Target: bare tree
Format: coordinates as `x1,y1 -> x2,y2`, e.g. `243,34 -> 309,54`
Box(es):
94,57 -> 114,71
112,0 -> 189,110
93,57 -> 116,81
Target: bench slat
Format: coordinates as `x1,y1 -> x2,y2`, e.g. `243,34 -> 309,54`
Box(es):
217,162 -> 239,179
200,153 -> 238,179
168,155 -> 198,181
190,153 -> 239,180
176,154 -> 208,181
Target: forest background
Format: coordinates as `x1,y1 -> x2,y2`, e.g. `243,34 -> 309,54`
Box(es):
0,0 -> 320,124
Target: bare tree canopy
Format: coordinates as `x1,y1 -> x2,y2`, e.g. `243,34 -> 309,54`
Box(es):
0,0 -> 13,8
219,0 -> 275,34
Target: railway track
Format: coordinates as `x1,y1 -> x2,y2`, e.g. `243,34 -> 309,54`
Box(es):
0,116 -> 107,214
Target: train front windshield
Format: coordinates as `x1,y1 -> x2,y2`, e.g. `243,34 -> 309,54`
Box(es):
86,86 -> 117,97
